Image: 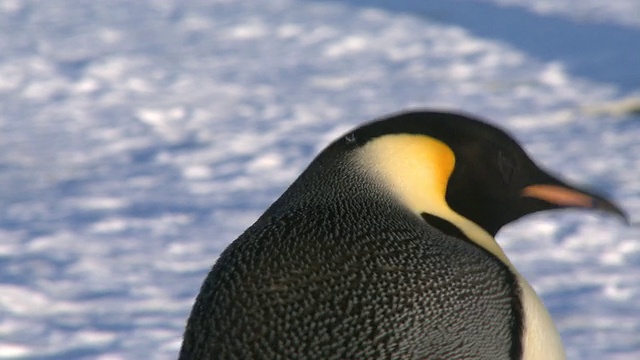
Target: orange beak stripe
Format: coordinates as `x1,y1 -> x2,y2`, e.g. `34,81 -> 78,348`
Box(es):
521,184 -> 594,208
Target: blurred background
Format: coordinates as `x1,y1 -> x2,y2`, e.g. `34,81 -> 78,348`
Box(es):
0,0 -> 639,359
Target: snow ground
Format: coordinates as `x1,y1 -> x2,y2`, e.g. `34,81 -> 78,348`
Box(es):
0,0 -> 638,359
480,0 -> 640,29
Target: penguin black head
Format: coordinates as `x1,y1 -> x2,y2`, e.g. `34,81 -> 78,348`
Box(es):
336,111 -> 626,257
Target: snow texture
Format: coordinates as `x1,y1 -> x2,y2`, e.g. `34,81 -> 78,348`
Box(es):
480,0 -> 640,29
0,0 -> 638,359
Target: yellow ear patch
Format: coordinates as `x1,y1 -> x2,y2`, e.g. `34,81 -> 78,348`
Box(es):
358,134 -> 454,216
355,134 -> 512,266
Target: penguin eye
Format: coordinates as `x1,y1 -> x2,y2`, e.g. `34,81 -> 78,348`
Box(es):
497,151 -> 515,184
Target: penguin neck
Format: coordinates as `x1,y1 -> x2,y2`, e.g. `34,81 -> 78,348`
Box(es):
262,150 -> 384,218
423,210 -> 514,269
352,134 -> 515,269
419,213 -> 513,268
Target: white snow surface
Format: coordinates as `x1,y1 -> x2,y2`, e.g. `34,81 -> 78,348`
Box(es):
0,0 -> 639,359
479,0 -> 640,28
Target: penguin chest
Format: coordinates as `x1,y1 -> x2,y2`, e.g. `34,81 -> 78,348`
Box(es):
517,274 -> 566,360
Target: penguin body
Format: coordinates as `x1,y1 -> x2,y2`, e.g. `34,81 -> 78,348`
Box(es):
180,111 -> 625,359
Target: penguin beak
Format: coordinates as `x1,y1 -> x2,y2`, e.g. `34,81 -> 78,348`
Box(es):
521,184 -> 629,223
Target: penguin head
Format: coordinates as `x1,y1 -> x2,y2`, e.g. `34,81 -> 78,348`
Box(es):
344,111 -> 626,253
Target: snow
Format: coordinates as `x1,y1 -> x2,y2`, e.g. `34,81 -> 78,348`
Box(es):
479,0 -> 640,29
0,0 -> 638,359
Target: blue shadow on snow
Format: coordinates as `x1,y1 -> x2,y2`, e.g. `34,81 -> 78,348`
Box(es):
312,0 -> 640,94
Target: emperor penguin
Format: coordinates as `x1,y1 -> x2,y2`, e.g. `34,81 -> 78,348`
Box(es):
180,111 -> 626,360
